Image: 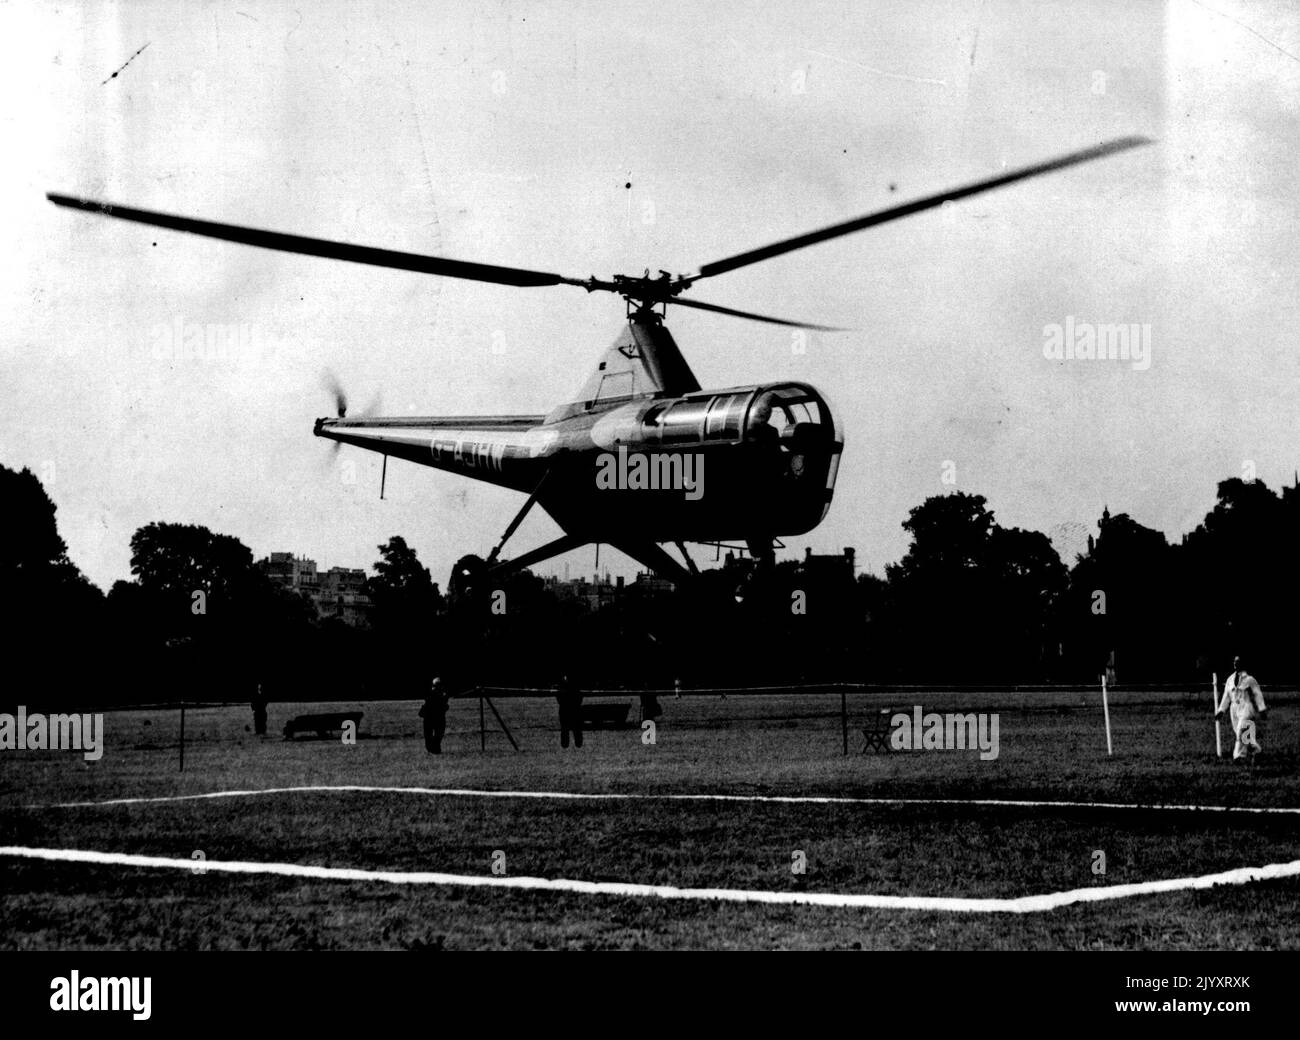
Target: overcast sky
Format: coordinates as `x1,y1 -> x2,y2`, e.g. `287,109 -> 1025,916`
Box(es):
3,0 -> 1298,590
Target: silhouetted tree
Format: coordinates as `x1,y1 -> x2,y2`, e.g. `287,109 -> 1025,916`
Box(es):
0,464 -> 104,704
366,536 -> 442,694
883,493 -> 1067,681
367,536 -> 441,625
1176,477 -> 1294,677
128,522 -> 264,636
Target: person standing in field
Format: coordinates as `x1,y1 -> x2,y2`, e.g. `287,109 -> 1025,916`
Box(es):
251,685 -> 268,737
1216,656 -> 1267,763
420,676 -> 451,754
556,673 -> 584,749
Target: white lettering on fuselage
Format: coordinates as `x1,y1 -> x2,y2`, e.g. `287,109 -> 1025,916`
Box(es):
431,437 -> 507,472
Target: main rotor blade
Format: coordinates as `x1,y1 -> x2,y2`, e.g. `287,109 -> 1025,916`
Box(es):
46,193 -> 579,288
686,135 -> 1152,283
670,296 -> 845,331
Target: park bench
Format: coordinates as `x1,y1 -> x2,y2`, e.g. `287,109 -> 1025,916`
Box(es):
579,702 -> 632,730
283,711 -> 363,740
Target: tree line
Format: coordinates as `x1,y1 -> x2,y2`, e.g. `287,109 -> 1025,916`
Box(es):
3,461 -> 1294,705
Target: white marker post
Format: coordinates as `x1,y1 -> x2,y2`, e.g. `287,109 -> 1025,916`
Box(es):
1213,672 -> 1222,758
1101,675 -> 1113,756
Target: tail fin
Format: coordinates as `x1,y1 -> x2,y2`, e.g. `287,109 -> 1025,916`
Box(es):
547,317 -> 700,422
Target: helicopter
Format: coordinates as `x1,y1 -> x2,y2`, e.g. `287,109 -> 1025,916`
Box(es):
47,135 -> 1148,584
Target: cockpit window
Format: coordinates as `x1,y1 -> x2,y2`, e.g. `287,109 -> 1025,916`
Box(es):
596,372 -> 635,402
748,387 -> 828,443
788,401 -> 820,426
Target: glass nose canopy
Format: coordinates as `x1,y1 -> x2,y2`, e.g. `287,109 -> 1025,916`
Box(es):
744,384 -> 837,448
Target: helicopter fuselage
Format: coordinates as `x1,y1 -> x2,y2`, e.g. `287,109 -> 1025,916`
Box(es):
314,378 -> 843,546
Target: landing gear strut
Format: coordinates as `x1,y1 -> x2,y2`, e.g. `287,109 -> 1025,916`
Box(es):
486,470 -> 551,567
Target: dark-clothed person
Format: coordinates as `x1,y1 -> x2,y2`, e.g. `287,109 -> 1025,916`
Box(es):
420,678 -> 451,754
556,674 -> 583,749
252,687 -> 268,737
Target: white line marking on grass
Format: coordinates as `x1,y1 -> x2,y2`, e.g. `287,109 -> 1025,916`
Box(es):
24,784 -> 1300,816
2,844 -> 1298,913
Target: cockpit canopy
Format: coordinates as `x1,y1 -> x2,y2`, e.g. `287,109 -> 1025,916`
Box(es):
639,382 -> 840,449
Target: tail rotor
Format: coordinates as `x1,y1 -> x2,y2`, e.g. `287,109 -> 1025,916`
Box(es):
317,370 -> 381,469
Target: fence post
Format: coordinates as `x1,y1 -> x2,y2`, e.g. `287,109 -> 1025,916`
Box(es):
1212,672 -> 1222,758
1101,676 -> 1112,756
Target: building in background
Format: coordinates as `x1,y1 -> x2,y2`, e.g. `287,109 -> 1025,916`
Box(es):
802,546 -> 857,580
542,572 -> 625,612
316,566 -> 372,626
261,552 -> 319,598
257,552 -> 372,626
258,546 -> 855,625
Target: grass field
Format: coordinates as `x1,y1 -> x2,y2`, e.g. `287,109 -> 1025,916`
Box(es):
2,689 -> 1299,949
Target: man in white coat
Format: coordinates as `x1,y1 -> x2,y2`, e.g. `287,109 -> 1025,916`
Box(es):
1216,656 -> 1267,762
